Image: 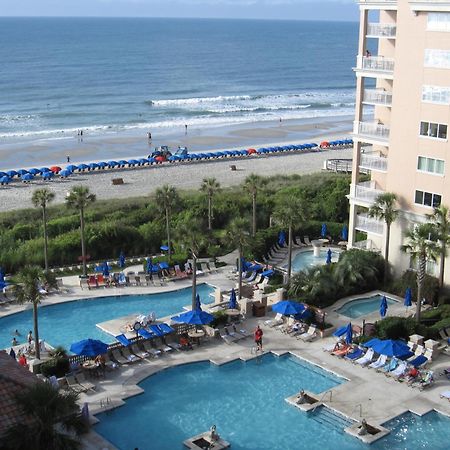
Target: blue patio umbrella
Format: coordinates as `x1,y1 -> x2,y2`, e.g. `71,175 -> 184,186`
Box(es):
29,168 -> 41,175
321,223 -> 327,238
341,225 -> 348,241
380,295 -> 388,318
195,294 -> 202,311
364,338 -> 382,348
41,171 -> 54,180
119,252 -> 126,268
171,309 -> 214,325
228,288 -> 237,310
59,169 -> 71,178
0,176 -> 11,185
370,339 -> 412,358
70,338 -> 108,356
278,230 -> 286,247
272,300 -> 306,316
160,245 -> 169,252
102,261 -> 110,277
344,322 -> 353,345
146,257 -> 152,274
0,267 -> 7,290
333,323 -> 350,338
326,249 -> 332,265
21,173 -> 34,182
293,308 -> 312,321
404,288 -> 412,308
7,170 -> 18,177
18,169 -> 28,175
260,269 -> 274,278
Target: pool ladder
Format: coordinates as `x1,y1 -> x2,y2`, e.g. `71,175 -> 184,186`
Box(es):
312,390 -> 333,412
100,397 -> 112,409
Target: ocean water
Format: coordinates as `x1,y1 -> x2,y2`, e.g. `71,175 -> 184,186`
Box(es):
0,17 -> 358,140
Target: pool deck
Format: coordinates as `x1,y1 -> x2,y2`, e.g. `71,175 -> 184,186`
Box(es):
1,259 -> 449,450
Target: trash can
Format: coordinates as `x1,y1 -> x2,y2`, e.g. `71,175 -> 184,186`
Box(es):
253,301 -> 266,317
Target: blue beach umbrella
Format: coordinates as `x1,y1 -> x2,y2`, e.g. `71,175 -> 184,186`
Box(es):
59,169 -> 71,178
77,163 -> 89,171
146,257 -> 152,274
89,162 -> 99,170
21,173 -> 34,182
195,294 -> 202,311
160,245 -> 169,252
29,168 -> 41,175
41,171 -> 54,180
341,225 -> 348,241
326,249 -> 332,265
39,167 -> 50,173
107,160 -> 118,167
404,288 -> 412,308
278,230 -> 286,247
97,161 -> 108,169
370,339 -> 412,358
66,165 -> 77,172
333,324 -> 349,338
272,300 -> 306,316
228,289 -> 237,310
0,267 -> 7,290
380,295 -> 388,318
119,252 -> 126,268
363,338 -> 382,348
321,223 -> 327,238
18,169 -> 28,175
70,338 -> 108,357
344,322 -> 353,345
7,170 -> 18,177
171,309 -> 214,325
102,261 -> 110,277
0,176 -> 11,185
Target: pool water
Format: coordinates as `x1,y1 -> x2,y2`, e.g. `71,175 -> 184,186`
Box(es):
336,294 -> 397,319
0,284 -> 214,350
291,249 -> 339,272
94,353 -> 450,450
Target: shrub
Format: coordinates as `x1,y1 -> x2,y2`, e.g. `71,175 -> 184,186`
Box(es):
40,356 -> 70,378
375,317 -> 417,340
210,310 -> 228,328
391,270 -> 439,306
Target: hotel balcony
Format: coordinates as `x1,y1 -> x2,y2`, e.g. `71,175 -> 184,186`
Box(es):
359,153 -> 388,172
349,181 -> 385,206
358,1 -> 397,11
354,56 -> 395,80
355,214 -> 384,235
353,121 -> 390,145
363,89 -> 392,107
366,23 -> 396,38
409,1 -> 450,13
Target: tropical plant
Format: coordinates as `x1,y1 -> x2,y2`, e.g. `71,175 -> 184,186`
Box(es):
155,185 -> 179,261
368,192 -> 399,285
243,174 -> 264,237
226,218 -> 251,299
427,205 -> 450,289
13,266 -> 56,360
401,223 -> 440,322
31,188 -> 55,272
200,177 -> 220,230
3,382 -> 88,450
65,186 -> 96,276
289,265 -> 336,304
272,194 -> 309,285
175,218 -> 206,310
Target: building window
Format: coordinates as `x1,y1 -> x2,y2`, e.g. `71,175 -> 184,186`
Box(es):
415,190 -> 442,208
425,49 -> 450,69
422,85 -> 450,104
420,121 -> 447,139
417,156 -> 445,175
428,12 -> 450,32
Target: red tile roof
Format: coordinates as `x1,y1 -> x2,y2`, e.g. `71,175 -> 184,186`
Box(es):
0,351 -> 39,438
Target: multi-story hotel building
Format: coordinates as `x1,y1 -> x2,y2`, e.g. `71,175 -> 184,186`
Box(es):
348,0 -> 450,280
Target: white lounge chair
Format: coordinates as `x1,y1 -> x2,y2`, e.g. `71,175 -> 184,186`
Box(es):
226,326 -> 244,341
121,347 -> 139,363
354,348 -> 375,366
65,375 -> 86,393
388,361 -> 408,379
131,343 -> 150,359
233,324 -> 251,338
368,354 -> 387,369
220,328 -> 237,344
76,372 -> 96,391
264,313 -> 284,328
440,391 -> 450,401
298,326 -> 318,342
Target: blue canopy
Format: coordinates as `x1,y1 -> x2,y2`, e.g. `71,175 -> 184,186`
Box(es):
370,339 -> 412,358
171,309 -> 214,325
149,324 -> 164,337
59,169 -> 71,177
344,322 -> 353,345
103,261 -> 110,277
29,168 -> 41,175
321,223 -> 327,238
0,176 -> 11,184
115,334 -> 132,346
380,295 -> 388,317
333,324 -> 349,337
89,163 -> 99,170
159,323 -> 175,334
158,261 -> 169,270
18,169 -> 28,175
272,300 -> 306,316
341,225 -> 348,241
293,309 -> 312,320
195,294 -> 202,311
39,167 -> 50,173
97,161 -> 108,168
108,160 -> 118,167
278,230 -> 286,247
261,269 -> 274,278
7,170 -> 18,177
404,288 -> 412,307
21,173 -> 34,181
0,267 -> 7,290
160,245 -> 169,251
70,338 -> 108,356
128,159 -> 139,165
118,160 -> 128,166
119,252 -> 126,268
138,328 -> 155,339
139,158 -> 149,165
228,288 -> 237,310
41,171 -> 54,179
78,163 -> 89,170
66,165 -> 77,172
326,249 -> 332,265
363,338 -> 381,348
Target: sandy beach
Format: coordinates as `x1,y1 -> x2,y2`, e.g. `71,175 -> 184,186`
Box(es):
0,116 -> 353,212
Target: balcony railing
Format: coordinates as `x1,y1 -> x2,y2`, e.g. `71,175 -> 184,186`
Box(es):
353,239 -> 380,252
352,181 -> 385,204
360,153 -> 388,172
355,121 -> 390,141
363,89 -> 392,106
358,56 -> 395,73
367,23 -> 397,38
359,0 -> 397,7
355,214 -> 384,235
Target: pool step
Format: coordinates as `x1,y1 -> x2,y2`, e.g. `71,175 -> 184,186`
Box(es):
309,406 -> 355,432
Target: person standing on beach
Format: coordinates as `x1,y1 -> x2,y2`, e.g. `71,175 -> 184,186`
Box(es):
67,155 -> 70,163
254,325 -> 263,351
185,124 -> 188,134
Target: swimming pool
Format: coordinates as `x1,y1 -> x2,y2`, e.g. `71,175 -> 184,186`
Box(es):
290,249 -> 340,272
94,353 -> 450,449
0,284 -> 214,350
336,294 -> 397,319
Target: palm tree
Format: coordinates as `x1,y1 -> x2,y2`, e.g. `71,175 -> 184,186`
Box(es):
200,177 -> 220,230
65,186 -> 96,277
273,195 -> 309,285
155,185 -> 179,261
243,174 -> 263,237
401,223 -> 440,323
226,218 -> 251,299
13,266 -> 56,360
427,205 -> 450,288
32,188 -> 55,272
368,192 -> 399,285
3,382 -> 87,450
175,219 -> 205,310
